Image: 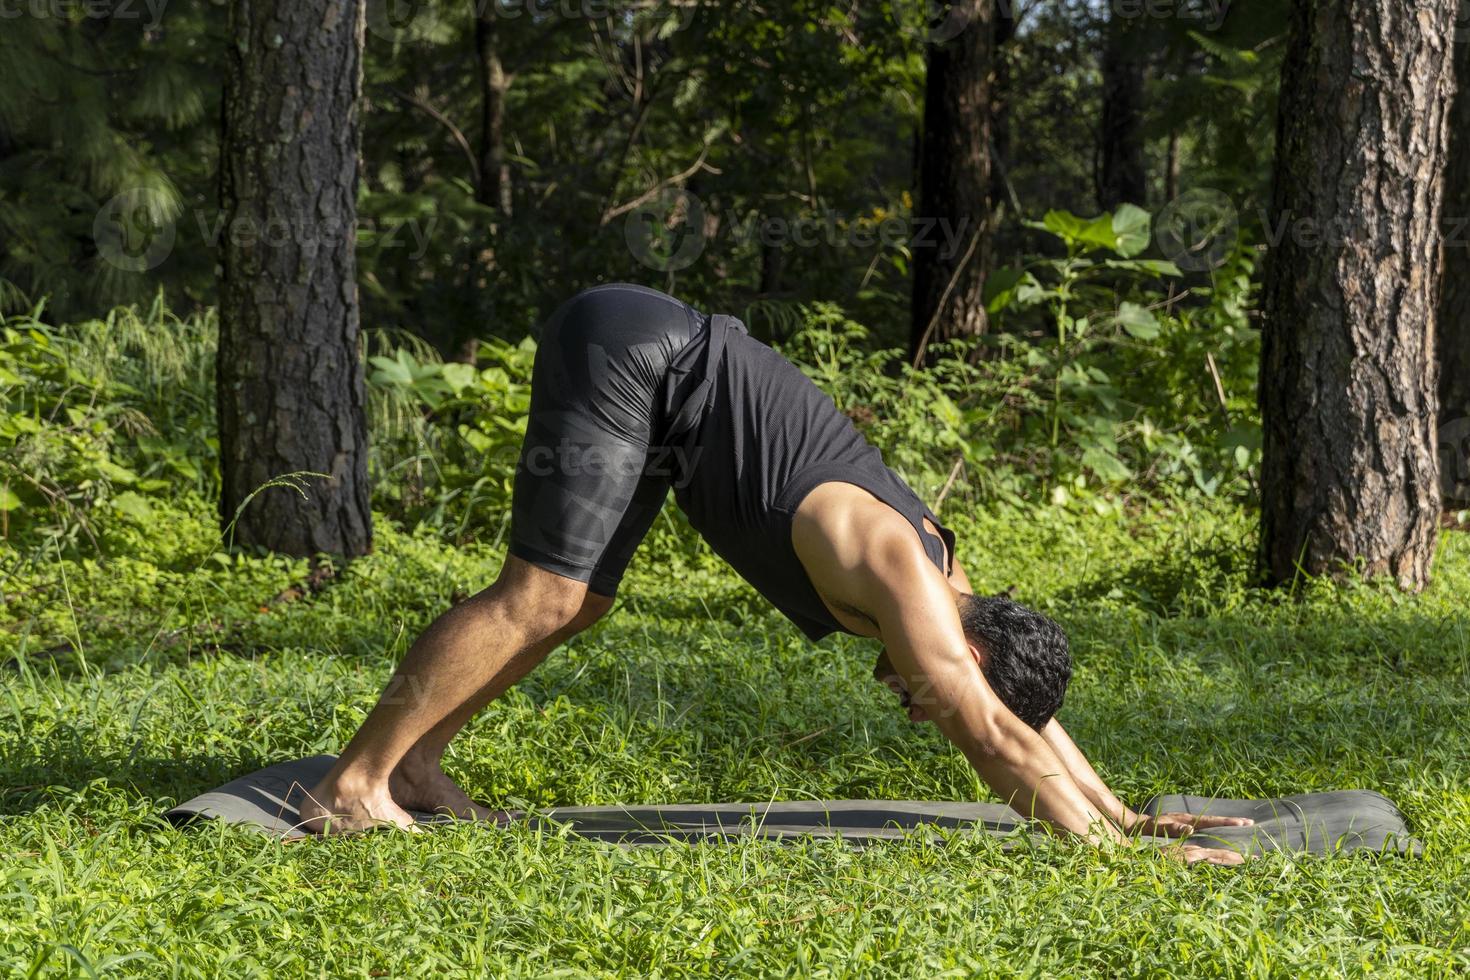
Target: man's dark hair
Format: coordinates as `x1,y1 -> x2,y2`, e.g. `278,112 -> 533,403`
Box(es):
957,593 -> 1071,731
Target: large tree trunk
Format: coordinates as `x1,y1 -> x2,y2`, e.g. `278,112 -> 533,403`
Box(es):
989,5 -> 1018,248
218,0 -> 373,558
910,0 -> 994,363
1258,0 -> 1455,589
1440,27 -> 1470,507
1098,13 -> 1147,211
474,6 -> 512,214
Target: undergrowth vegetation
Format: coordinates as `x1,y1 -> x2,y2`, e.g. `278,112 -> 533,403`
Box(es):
1,206 -> 1259,566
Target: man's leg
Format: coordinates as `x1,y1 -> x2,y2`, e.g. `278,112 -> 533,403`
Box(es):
384,462 -> 662,820
305,287 -> 686,831
387,590 -> 615,819
299,556 -> 600,833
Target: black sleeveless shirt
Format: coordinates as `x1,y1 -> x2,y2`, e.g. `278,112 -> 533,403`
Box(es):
662,315 -> 956,640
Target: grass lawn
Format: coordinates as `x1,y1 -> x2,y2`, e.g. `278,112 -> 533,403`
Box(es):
2,499 -> 1467,977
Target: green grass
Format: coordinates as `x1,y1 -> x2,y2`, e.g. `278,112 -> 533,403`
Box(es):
2,499 -> 1468,977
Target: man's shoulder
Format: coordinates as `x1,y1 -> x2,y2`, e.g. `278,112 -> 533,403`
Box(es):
793,482 -> 931,571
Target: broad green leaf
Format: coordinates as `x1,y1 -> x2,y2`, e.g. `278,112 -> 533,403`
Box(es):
440,362 -> 477,394
1111,204 -> 1152,257
1013,274 -> 1048,306
369,355 -> 414,385
0,486 -> 20,511
1077,214 -> 1121,253
97,460 -> 139,485
1102,259 -> 1183,277
1040,210 -> 1089,242
111,491 -> 154,522
983,267 -> 1027,313
1116,302 -> 1161,339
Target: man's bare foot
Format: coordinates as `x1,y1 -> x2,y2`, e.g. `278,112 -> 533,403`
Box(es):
297,775 -> 419,835
390,753 -> 508,823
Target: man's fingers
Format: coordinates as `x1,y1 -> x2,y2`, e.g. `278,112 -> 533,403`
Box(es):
1181,845 -> 1246,866
1192,815 -> 1254,828
1153,812 -> 1255,836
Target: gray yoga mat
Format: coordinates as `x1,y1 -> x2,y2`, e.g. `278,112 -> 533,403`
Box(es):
163,755 -> 1420,855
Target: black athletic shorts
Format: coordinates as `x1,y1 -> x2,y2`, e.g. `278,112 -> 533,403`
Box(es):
508,283 -> 711,596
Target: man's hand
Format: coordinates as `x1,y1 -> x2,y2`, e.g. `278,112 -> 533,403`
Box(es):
1132,811 -> 1255,839
1172,844 -> 1247,866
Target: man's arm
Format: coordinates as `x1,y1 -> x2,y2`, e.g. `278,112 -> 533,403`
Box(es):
797,486 -> 1244,862
945,553 -> 1134,829
830,523 -> 1125,841
946,554 -> 1250,838
1041,718 -> 1135,827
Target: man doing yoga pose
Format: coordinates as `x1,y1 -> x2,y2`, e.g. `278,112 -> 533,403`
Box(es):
301,284 -> 1247,863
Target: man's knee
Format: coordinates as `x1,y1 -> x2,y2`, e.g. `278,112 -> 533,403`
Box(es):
521,586 -> 613,641
570,593 -> 615,633
486,557 -> 604,640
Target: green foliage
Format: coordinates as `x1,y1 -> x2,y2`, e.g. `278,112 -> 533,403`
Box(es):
366,334 -> 536,541
0,8 -> 221,319
0,297 -> 216,558
0,197 -> 1262,555
981,205 -> 1260,505
773,206 -> 1261,513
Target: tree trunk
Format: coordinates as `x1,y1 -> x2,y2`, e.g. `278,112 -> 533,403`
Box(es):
989,4 -> 1017,217
911,0 -> 995,363
1165,130 -> 1181,204
1439,28 -> 1470,507
475,7 -> 512,214
218,0 -> 373,558
1098,13 -> 1147,211
1258,0 -> 1454,590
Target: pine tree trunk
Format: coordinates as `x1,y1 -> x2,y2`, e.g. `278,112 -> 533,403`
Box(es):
1439,29 -> 1470,507
218,0 -> 373,558
1098,14 -> 1147,211
1258,0 -> 1454,589
911,1 -> 994,363
990,4 -> 1017,222
475,7 -> 512,214
1165,130 -> 1181,204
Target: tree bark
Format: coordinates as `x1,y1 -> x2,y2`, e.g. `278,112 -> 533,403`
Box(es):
1439,27 -> 1470,506
475,6 -> 512,214
990,4 -> 1017,217
1258,0 -> 1455,589
911,0 -> 995,363
1165,130 -> 1181,205
1098,13 -> 1147,211
218,0 -> 373,558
